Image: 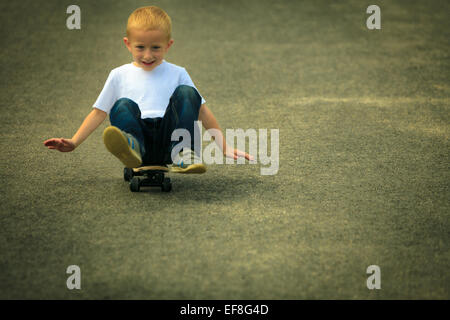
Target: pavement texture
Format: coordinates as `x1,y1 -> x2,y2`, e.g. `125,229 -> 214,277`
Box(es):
0,0 -> 449,299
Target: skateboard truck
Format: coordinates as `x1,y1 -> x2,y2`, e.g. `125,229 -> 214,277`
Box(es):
123,166 -> 172,192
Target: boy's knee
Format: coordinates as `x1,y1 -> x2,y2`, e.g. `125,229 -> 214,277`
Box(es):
110,98 -> 139,117
112,98 -> 135,111
173,85 -> 201,105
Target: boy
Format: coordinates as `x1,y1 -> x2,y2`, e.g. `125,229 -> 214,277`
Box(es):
44,6 -> 252,173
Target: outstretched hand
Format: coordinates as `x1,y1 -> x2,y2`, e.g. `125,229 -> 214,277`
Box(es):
224,147 -> 254,161
43,138 -> 76,152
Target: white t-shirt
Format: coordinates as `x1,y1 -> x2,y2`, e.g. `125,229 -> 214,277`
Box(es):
93,60 -> 206,119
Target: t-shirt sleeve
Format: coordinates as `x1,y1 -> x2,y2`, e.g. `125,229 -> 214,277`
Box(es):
92,70 -> 118,114
180,68 -> 206,105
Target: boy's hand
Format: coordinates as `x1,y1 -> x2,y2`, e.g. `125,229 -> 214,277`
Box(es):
224,147 -> 254,161
43,138 -> 76,152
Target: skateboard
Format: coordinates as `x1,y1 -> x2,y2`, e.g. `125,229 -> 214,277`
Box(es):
123,165 -> 172,192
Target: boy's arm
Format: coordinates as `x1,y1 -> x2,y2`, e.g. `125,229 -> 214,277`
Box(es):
71,108 -> 107,147
199,104 -> 254,161
44,108 -> 107,152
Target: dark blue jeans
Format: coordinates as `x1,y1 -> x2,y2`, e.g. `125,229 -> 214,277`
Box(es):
109,85 -> 202,165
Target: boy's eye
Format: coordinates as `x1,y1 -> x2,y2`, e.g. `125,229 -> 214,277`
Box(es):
152,46 -> 160,50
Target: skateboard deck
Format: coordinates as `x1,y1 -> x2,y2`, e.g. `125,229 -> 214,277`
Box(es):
133,165 -> 169,173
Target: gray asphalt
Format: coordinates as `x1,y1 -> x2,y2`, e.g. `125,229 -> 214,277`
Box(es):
0,0 -> 449,299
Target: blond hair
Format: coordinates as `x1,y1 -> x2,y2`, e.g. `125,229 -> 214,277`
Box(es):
126,6 -> 172,41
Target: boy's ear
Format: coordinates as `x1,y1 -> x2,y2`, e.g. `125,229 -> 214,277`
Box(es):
123,37 -> 132,52
166,39 -> 174,50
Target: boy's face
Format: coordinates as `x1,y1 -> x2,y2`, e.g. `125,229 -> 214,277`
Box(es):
124,28 -> 174,71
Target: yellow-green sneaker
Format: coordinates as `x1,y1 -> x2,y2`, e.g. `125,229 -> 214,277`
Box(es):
171,149 -> 206,174
103,126 -> 142,168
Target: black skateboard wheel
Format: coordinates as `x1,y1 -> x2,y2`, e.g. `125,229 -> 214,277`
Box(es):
130,177 -> 140,192
124,168 -> 134,181
161,177 -> 172,192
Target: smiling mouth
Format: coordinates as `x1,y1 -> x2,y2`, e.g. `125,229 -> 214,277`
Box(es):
142,61 -> 155,66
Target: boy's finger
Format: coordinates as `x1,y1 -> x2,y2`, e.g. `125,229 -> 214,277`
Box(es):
44,140 -> 54,146
237,150 -> 249,159
45,141 -> 56,147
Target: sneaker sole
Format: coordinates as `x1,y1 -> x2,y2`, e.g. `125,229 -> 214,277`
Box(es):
171,163 -> 207,174
103,126 -> 142,168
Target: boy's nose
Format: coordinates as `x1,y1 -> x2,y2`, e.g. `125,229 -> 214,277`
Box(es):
144,50 -> 153,59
